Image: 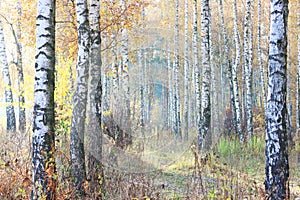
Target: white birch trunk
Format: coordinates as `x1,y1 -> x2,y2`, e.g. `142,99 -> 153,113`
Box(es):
265,0 -> 289,197
219,0 -> 237,131
243,0 -> 253,138
111,33 -> 119,114
210,9 -> 220,138
167,43 -> 173,128
0,19 -> 16,133
70,0 -> 89,194
87,0 -> 103,196
199,0 -> 211,151
16,0 -> 26,132
258,0 -> 267,113
174,0 -> 181,139
193,0 -> 201,146
232,0 -> 243,141
139,48 -> 145,132
183,0 -> 189,140
121,0 -> 130,123
32,0 -> 55,198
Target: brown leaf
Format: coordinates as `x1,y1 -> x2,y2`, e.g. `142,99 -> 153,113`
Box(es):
22,177 -> 32,187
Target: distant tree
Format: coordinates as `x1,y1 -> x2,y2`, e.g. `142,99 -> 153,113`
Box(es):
232,0 -> 242,141
121,0 -> 130,125
218,0 -> 236,136
193,0 -> 201,149
31,0 -> 56,198
257,0 -> 266,113
183,0 -> 189,141
265,0 -> 289,198
243,0 -> 253,139
173,0 -> 181,139
167,42 -> 173,129
0,18 -> 16,133
70,0 -> 89,195
16,0 -> 26,132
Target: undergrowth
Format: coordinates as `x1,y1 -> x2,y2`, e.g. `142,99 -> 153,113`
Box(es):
0,128 -> 299,199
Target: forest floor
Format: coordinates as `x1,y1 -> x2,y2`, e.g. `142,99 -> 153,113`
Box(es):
0,128 -> 299,199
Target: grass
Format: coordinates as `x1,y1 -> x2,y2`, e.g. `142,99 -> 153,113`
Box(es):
0,127 -> 299,199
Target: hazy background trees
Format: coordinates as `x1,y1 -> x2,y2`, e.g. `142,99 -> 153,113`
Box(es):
0,0 -> 299,198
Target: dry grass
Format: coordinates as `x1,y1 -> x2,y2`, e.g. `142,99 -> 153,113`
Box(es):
0,126 -> 299,199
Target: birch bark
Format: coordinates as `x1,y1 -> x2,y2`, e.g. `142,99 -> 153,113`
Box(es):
16,0 -> 26,132
243,0 -> 253,138
265,0 -> 289,197
87,0 -> 103,197
70,0 -> 89,195
183,0 -> 189,141
219,0 -> 237,133
258,0 -> 267,113
174,0 -> 181,139
232,0 -> 243,140
121,0 -> 130,123
0,19 -> 16,133
199,0 -> 211,151
193,0 -> 201,148
32,0 -> 55,198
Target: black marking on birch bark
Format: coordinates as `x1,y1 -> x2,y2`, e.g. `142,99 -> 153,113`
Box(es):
37,15 -> 50,20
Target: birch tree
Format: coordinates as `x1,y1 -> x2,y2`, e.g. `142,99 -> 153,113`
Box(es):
0,18 -> 16,133
121,0 -> 130,125
70,0 -> 90,195
193,0 -> 201,148
139,48 -> 145,135
87,0 -> 103,196
243,0 -> 253,138
257,0 -> 267,112
219,0 -> 237,133
199,0 -> 211,151
209,7 -> 219,140
16,0 -> 26,132
265,0 -> 289,197
32,0 -> 56,198
174,0 -> 181,139
167,42 -> 173,128
183,0 -> 189,141
232,0 -> 243,140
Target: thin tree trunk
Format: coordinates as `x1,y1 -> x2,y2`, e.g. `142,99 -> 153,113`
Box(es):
297,34 -> 300,129
232,0 -> 243,141
87,0 -> 103,197
183,0 -> 189,141
121,0 -> 130,126
167,42 -> 173,129
70,0 -> 89,195
257,0 -> 267,113
174,0 -> 181,139
265,0 -> 289,197
32,0 -> 56,198
210,7 -> 219,141
0,19 -> 16,133
219,0 -> 237,134
243,0 -> 253,139
193,0 -> 201,149
16,0 -> 26,132
199,0 -> 211,151
111,33 -> 118,114
139,48 -> 145,136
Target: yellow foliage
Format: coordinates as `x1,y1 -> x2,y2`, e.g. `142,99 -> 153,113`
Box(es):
55,55 -> 74,134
